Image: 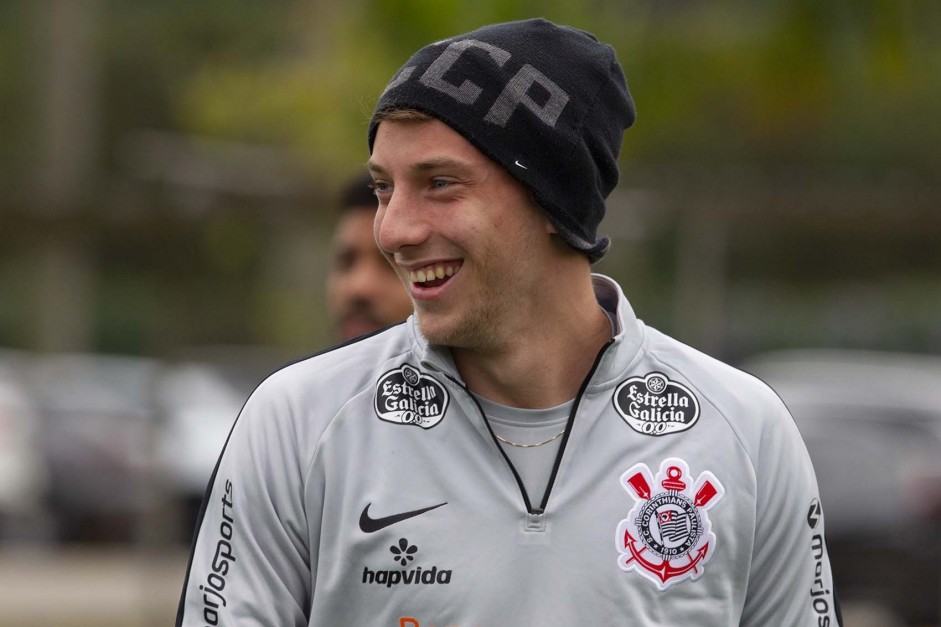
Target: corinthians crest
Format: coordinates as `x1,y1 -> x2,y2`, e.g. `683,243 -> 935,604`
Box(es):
616,458 -> 724,589
375,364 -> 449,429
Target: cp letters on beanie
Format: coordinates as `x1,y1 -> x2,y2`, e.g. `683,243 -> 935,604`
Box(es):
367,18 -> 636,263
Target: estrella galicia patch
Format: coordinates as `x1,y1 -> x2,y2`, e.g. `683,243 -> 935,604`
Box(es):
374,364 -> 449,429
613,372 -> 700,436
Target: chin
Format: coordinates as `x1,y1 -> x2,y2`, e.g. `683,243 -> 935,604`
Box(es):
415,311 -> 460,345
416,318 -> 451,346
416,311 -> 492,350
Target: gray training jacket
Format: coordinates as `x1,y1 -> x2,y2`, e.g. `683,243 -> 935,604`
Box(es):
178,274 -> 841,626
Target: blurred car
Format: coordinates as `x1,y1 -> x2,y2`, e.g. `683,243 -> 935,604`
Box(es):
0,356 -> 49,540
155,361 -> 245,540
741,349 -> 941,626
1,350 -> 164,543
0,345 -> 290,545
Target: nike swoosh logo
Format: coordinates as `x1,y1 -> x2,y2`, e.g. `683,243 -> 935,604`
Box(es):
359,502 -> 447,533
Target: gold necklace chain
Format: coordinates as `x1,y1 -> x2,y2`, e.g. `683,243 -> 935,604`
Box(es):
493,428 -> 566,448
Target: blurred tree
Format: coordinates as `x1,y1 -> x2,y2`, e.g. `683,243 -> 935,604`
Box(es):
0,3 -> 31,195
173,0 -> 620,182
0,0 -> 939,356
159,0 -> 941,179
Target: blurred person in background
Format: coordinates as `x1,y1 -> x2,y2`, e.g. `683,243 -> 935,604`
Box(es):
178,19 -> 841,626
326,172 -> 412,342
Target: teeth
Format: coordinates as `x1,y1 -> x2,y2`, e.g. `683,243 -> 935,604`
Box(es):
408,264 -> 460,284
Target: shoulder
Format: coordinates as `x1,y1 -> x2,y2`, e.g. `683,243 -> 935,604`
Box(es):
640,326 -> 794,454
236,324 -> 413,438
644,327 -> 783,409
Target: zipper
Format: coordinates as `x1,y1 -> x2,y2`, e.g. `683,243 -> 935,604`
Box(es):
445,339 -> 615,516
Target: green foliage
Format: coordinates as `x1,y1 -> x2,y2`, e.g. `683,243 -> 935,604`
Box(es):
159,0 -> 941,182
171,0 -> 628,183
1,0 -> 939,354
0,2 -> 36,193
4,0 -> 938,190
98,0 -> 300,165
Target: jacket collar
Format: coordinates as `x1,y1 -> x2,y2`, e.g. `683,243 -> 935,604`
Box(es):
590,273 -> 646,386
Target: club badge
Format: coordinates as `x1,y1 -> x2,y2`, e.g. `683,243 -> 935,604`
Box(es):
375,364 -> 449,429
613,372 -> 700,436
616,458 -> 724,589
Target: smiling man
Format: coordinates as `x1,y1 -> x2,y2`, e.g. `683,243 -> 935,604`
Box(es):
367,113 -> 611,407
178,19 -> 841,626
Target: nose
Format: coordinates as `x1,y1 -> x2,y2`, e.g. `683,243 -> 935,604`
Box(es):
375,187 -> 430,255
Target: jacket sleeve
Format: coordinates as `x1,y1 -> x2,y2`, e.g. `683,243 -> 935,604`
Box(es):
176,376 -> 316,626
740,397 -> 841,627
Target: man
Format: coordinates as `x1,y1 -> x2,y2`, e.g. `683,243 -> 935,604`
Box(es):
327,172 -> 413,341
178,19 -> 841,626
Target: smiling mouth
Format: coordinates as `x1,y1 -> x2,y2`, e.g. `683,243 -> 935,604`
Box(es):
407,262 -> 461,288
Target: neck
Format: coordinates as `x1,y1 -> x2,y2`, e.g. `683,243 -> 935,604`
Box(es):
452,276 -> 611,409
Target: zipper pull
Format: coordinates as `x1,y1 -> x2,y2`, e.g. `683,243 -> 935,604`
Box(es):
523,511 -> 547,534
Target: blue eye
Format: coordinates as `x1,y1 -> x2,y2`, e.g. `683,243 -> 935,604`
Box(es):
371,181 -> 391,195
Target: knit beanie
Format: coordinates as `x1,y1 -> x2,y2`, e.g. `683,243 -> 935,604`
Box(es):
367,18 -> 635,263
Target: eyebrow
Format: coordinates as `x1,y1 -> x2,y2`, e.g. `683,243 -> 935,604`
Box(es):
366,157 -> 474,176
365,161 -> 386,176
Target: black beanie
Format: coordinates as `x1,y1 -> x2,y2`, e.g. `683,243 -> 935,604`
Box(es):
367,18 -> 635,263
